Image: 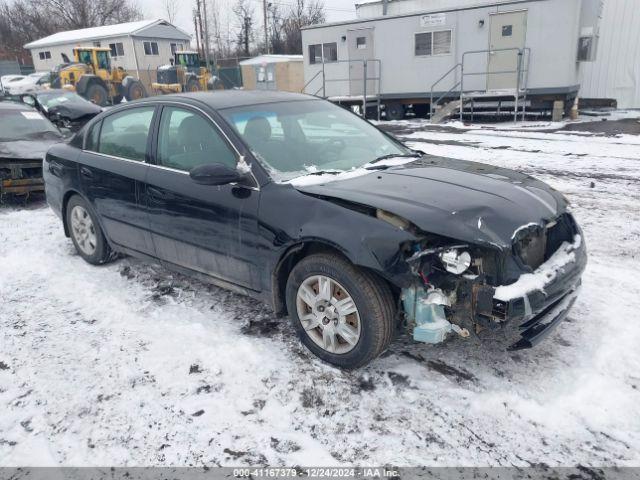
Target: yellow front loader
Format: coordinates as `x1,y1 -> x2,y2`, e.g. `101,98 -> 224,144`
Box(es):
52,47 -> 146,106
152,51 -> 223,94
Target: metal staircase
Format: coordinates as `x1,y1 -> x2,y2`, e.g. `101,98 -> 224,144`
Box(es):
430,47 -> 531,123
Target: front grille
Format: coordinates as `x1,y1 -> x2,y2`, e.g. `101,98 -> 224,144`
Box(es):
515,213 -> 576,270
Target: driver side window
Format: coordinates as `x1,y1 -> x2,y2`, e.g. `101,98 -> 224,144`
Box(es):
157,106 -> 237,172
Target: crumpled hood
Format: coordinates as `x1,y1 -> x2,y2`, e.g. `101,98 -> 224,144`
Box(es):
295,156 -> 568,250
48,101 -> 101,121
0,138 -> 61,160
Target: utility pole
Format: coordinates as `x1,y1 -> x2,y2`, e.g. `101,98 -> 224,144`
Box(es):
263,0 -> 269,54
195,0 -> 207,64
193,9 -> 202,57
202,0 -> 211,68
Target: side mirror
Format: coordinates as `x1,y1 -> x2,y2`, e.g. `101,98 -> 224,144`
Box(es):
21,94 -> 36,107
190,163 -> 247,186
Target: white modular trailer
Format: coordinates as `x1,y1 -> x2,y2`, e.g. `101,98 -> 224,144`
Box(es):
302,0 -> 603,116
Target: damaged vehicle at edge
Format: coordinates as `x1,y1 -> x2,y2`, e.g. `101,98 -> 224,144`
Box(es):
43,91 -> 587,369
1,101 -> 65,198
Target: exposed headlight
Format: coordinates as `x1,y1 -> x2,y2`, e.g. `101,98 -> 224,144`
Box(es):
439,249 -> 471,275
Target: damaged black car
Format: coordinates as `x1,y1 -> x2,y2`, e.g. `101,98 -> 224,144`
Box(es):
43,91 -> 587,369
1,101 -> 65,198
20,89 -> 102,132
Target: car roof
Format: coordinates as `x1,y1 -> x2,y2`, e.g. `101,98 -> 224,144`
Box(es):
139,90 -> 320,111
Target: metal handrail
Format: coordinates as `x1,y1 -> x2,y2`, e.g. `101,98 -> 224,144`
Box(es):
302,69 -> 325,96
460,47 -> 531,121
304,58 -> 382,120
430,62 -> 461,118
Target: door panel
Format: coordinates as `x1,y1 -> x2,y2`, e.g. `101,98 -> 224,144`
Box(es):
488,10 -> 527,90
145,105 -> 261,290
79,106 -> 156,255
347,28 -> 376,96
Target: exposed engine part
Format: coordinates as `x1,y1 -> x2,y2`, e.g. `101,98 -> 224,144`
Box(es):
439,248 -> 472,275
401,286 -> 469,344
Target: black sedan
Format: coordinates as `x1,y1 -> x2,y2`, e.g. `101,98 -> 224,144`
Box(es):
21,89 -> 102,132
43,91 -> 587,369
1,101 -> 64,197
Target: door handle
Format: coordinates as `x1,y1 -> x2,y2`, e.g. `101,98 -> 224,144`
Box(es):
80,166 -> 93,178
147,186 -> 178,201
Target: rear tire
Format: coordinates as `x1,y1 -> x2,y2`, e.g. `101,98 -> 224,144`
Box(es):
385,102 -> 405,121
125,80 -> 145,101
285,253 -> 395,369
85,83 -> 108,107
66,195 -> 115,265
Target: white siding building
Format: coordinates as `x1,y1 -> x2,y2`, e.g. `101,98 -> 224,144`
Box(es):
24,19 -> 191,90
578,0 -> 640,108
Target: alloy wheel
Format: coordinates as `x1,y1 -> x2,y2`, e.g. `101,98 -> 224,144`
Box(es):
70,205 -> 97,256
296,275 -> 361,354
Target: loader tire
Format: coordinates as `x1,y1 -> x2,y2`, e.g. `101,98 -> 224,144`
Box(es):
85,83 -> 108,107
125,80 -> 145,101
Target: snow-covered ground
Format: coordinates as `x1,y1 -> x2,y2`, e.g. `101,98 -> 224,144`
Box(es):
1,117 -> 640,467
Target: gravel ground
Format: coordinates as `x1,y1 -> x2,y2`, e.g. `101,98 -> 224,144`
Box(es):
1,117 -> 639,467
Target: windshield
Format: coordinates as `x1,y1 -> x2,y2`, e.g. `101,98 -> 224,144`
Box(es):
37,91 -> 87,109
219,100 -> 410,182
0,109 -> 61,142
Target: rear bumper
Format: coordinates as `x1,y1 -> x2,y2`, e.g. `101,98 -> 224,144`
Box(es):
478,235 -> 587,350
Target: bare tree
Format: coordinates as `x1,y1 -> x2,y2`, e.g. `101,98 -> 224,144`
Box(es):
273,0 -> 326,54
0,0 -> 142,58
162,0 -> 179,24
233,0 -> 254,57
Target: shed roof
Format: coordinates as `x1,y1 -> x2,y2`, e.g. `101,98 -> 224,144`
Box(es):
239,55 -> 303,66
24,19 -> 190,49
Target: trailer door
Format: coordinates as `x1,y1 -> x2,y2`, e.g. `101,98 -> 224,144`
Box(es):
487,10 -> 527,90
347,28 -> 375,96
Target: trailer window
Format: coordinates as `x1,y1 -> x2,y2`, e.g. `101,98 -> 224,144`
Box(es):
356,37 -> 367,49
415,33 -> 432,56
415,30 -> 452,56
433,30 -> 452,55
309,44 -> 322,64
323,43 -> 338,63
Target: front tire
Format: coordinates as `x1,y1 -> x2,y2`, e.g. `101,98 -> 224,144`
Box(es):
66,195 -> 115,265
285,253 -> 395,369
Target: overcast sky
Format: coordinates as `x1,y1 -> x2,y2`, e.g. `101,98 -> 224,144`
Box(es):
137,0 -> 358,41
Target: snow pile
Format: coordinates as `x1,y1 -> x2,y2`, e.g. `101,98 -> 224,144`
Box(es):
494,235 -> 582,301
1,118 -> 640,467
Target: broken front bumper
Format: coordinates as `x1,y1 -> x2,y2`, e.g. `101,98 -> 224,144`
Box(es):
0,160 -> 44,195
476,235 -> 587,350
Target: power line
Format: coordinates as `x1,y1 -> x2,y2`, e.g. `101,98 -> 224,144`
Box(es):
248,0 -> 355,13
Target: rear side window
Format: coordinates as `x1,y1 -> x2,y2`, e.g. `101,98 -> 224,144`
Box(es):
98,107 -> 155,161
